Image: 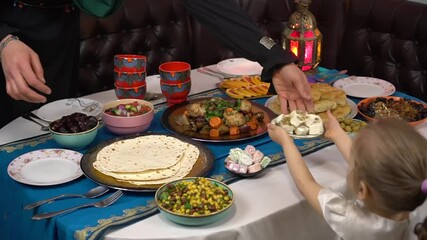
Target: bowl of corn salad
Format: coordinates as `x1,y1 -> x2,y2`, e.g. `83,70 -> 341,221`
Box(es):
155,177 -> 234,225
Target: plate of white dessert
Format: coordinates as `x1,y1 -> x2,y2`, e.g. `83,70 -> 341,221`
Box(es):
271,110 -> 324,139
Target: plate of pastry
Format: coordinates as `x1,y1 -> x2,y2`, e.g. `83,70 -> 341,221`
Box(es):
265,83 -> 357,122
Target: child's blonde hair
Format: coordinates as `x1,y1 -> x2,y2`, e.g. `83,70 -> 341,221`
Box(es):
351,118 -> 427,212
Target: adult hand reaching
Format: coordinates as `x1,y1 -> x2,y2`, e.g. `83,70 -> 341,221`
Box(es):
272,63 -> 313,114
1,35 -> 51,103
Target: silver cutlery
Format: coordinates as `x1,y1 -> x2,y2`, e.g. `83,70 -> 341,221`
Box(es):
24,186 -> 110,210
21,113 -> 49,131
32,190 -> 123,220
201,67 -> 238,79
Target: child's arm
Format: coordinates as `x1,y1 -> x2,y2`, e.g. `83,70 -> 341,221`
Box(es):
268,123 -> 323,215
324,111 -> 352,164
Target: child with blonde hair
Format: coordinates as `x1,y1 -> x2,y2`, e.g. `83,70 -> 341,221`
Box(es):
268,111 -> 427,240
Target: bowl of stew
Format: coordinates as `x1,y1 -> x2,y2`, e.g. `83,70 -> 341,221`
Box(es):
102,99 -> 154,135
155,177 -> 234,226
357,96 -> 427,126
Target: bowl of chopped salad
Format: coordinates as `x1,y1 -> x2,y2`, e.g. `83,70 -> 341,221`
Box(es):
155,177 -> 234,225
102,99 -> 154,135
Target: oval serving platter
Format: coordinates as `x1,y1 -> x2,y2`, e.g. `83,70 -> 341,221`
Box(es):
80,132 -> 214,192
161,97 -> 277,142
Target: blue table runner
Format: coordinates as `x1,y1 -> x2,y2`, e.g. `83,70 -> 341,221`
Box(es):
0,86 -> 423,240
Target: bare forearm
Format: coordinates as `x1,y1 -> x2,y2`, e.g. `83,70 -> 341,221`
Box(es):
281,138 -> 323,214
331,131 -> 353,164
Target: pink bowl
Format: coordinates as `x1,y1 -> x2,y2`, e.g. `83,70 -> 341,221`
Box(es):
102,99 -> 154,135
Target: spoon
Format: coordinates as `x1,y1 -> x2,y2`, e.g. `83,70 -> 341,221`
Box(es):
23,185 -> 110,210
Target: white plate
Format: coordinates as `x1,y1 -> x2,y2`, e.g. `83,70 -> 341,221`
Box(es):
217,58 -> 263,76
7,149 -> 83,186
271,114 -> 324,139
265,95 -> 357,119
333,76 -> 396,98
36,98 -> 102,122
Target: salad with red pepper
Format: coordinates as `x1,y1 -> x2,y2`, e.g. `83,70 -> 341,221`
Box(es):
104,101 -> 152,117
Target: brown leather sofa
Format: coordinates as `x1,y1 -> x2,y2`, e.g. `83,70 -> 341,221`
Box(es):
78,0 -> 426,101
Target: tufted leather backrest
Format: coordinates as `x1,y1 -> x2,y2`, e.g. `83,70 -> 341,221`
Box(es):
337,0 -> 427,101
79,0 -> 193,95
78,0 -> 345,96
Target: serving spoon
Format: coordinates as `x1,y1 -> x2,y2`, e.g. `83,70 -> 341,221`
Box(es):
24,185 -> 110,210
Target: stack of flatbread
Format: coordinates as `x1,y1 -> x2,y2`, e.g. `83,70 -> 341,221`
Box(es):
93,135 -> 200,185
267,83 -> 351,122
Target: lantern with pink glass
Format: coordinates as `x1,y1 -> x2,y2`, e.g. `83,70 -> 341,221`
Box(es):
282,0 -> 322,72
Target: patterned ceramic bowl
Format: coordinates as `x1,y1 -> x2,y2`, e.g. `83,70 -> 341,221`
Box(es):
114,54 -> 147,72
160,80 -> 191,105
114,83 -> 147,100
102,99 -> 154,135
159,61 -> 191,84
155,177 -> 234,226
114,70 -> 146,87
357,96 -> 427,126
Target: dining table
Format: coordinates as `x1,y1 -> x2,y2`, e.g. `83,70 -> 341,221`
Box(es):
1,66 -> 426,240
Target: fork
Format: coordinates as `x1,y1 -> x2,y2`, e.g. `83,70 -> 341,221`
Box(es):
32,190 -> 123,220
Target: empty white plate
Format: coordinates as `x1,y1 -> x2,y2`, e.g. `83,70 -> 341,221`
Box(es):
8,149 -> 83,186
333,76 -> 395,98
217,58 -> 263,76
36,98 -> 102,122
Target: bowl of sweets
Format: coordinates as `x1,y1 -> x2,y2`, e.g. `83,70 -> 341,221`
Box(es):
49,112 -> 99,149
357,96 -> 427,126
224,145 -> 271,177
155,177 -> 234,226
102,99 -> 154,135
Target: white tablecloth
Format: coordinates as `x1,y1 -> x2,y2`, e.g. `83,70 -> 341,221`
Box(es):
1,68 -> 426,240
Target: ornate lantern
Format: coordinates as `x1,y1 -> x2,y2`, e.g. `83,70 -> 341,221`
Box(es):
282,0 -> 322,71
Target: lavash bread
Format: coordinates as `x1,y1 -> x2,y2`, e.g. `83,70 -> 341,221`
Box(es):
93,135 -> 200,185
95,135 -> 188,173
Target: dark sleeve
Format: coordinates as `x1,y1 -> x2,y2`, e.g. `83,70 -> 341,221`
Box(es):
0,23 -> 18,41
181,0 -> 298,83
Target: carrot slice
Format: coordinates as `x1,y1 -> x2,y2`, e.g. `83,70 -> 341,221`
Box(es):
229,126 -> 240,135
209,116 -> 222,128
247,121 -> 258,130
209,128 -> 220,137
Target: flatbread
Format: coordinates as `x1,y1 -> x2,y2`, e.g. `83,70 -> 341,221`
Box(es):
117,143 -> 200,185
95,135 -> 189,173
93,159 -> 181,181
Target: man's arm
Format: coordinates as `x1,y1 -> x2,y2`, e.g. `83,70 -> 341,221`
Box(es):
181,0 -> 298,82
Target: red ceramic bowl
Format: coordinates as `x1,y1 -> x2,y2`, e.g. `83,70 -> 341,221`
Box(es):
114,54 -> 147,72
114,70 -> 146,87
357,96 -> 427,126
159,61 -> 191,84
160,80 -> 191,105
102,99 -> 154,135
114,83 -> 147,100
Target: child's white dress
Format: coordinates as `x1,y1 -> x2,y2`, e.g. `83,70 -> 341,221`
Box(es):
318,188 -> 419,240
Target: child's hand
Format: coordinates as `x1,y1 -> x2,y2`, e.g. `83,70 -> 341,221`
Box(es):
324,110 -> 345,141
267,123 -> 293,145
